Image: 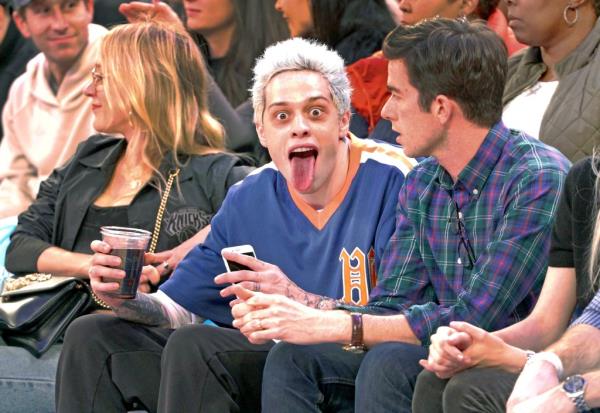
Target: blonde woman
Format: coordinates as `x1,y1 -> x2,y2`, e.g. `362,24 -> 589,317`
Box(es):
413,155 -> 600,412
0,22 -> 252,412
6,21 -> 252,282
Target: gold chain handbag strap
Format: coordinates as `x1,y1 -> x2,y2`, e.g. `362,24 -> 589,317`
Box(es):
92,168 -> 180,309
148,168 -> 179,253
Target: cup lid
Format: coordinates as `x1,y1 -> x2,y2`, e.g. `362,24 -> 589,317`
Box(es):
100,226 -> 151,240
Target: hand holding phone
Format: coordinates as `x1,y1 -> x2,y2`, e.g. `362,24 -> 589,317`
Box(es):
221,245 -> 256,272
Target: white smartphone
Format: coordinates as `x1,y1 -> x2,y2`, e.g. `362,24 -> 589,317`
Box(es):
221,245 -> 256,272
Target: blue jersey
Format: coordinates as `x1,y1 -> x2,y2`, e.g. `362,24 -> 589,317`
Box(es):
161,136 -> 416,325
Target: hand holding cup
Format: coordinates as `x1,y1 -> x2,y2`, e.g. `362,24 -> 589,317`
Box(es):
94,227 -> 152,300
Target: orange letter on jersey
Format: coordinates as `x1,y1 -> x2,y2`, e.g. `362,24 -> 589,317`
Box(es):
340,247 -> 370,305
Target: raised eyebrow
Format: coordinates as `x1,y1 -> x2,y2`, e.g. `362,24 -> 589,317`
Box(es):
267,95 -> 331,110
266,102 -> 289,111
305,96 -> 330,105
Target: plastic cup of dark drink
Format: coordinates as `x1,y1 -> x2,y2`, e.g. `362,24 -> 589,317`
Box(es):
100,226 -> 151,299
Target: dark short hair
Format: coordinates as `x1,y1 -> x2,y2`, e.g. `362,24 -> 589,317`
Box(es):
476,0 -> 500,20
383,18 -> 507,128
15,0 -> 88,17
309,0 -> 394,64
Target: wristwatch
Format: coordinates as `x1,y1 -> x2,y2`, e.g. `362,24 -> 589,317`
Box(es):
562,374 -> 591,412
342,312 -> 366,353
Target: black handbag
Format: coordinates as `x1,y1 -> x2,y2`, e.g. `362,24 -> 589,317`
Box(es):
0,274 -> 92,357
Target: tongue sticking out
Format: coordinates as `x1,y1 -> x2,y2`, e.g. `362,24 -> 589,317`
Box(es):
290,150 -> 317,192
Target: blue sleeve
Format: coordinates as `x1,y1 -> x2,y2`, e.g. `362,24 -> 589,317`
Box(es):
159,189 -> 238,326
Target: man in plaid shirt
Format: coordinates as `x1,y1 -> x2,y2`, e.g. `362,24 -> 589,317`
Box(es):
231,19 -> 571,412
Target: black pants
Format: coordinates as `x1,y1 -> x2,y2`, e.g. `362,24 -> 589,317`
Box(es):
414,368 -> 600,413
55,314 -> 274,413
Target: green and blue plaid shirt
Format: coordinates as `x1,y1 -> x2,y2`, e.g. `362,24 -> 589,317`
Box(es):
342,122 -> 571,345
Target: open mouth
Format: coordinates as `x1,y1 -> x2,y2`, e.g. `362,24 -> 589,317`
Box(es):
289,147 -> 318,192
288,147 -> 317,160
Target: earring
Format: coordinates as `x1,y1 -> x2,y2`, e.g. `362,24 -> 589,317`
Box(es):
563,5 -> 579,26
128,110 -> 134,128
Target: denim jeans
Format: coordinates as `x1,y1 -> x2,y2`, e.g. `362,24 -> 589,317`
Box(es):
262,341 -> 427,412
0,340 -> 60,413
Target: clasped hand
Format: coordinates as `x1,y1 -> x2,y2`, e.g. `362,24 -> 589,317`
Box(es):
420,321 -> 510,378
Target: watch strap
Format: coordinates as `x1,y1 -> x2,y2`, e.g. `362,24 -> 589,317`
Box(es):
572,394 -> 591,413
342,312 -> 366,353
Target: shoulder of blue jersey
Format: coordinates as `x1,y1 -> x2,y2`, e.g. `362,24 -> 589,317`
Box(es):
354,138 -> 417,176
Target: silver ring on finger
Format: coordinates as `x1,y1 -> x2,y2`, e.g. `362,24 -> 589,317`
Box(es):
257,318 -> 263,330
254,281 -> 261,292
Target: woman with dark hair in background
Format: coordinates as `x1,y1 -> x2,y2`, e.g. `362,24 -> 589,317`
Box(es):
275,0 -> 398,142
121,0 -> 288,108
189,0 -> 289,108
119,0 -> 288,165
276,0 -> 394,65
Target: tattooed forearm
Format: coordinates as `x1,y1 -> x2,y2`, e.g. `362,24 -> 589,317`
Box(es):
290,290 -> 338,310
306,294 -> 338,310
114,293 -> 171,328
315,296 -> 339,310
283,278 -> 339,310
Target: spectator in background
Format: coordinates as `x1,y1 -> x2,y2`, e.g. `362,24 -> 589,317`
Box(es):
186,0 -> 289,164
275,0 -> 398,142
0,0 -> 106,218
0,0 -> 37,140
475,0 -> 525,55
502,0 -> 600,162
394,0 -> 475,23
189,0 -> 289,108
275,0 -> 394,66
119,0 -> 287,165
121,0 -> 289,108
394,0 -> 525,54
92,0 -> 129,27
385,0 -> 403,24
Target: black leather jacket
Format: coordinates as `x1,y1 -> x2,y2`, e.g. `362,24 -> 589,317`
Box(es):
6,134 -> 253,274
